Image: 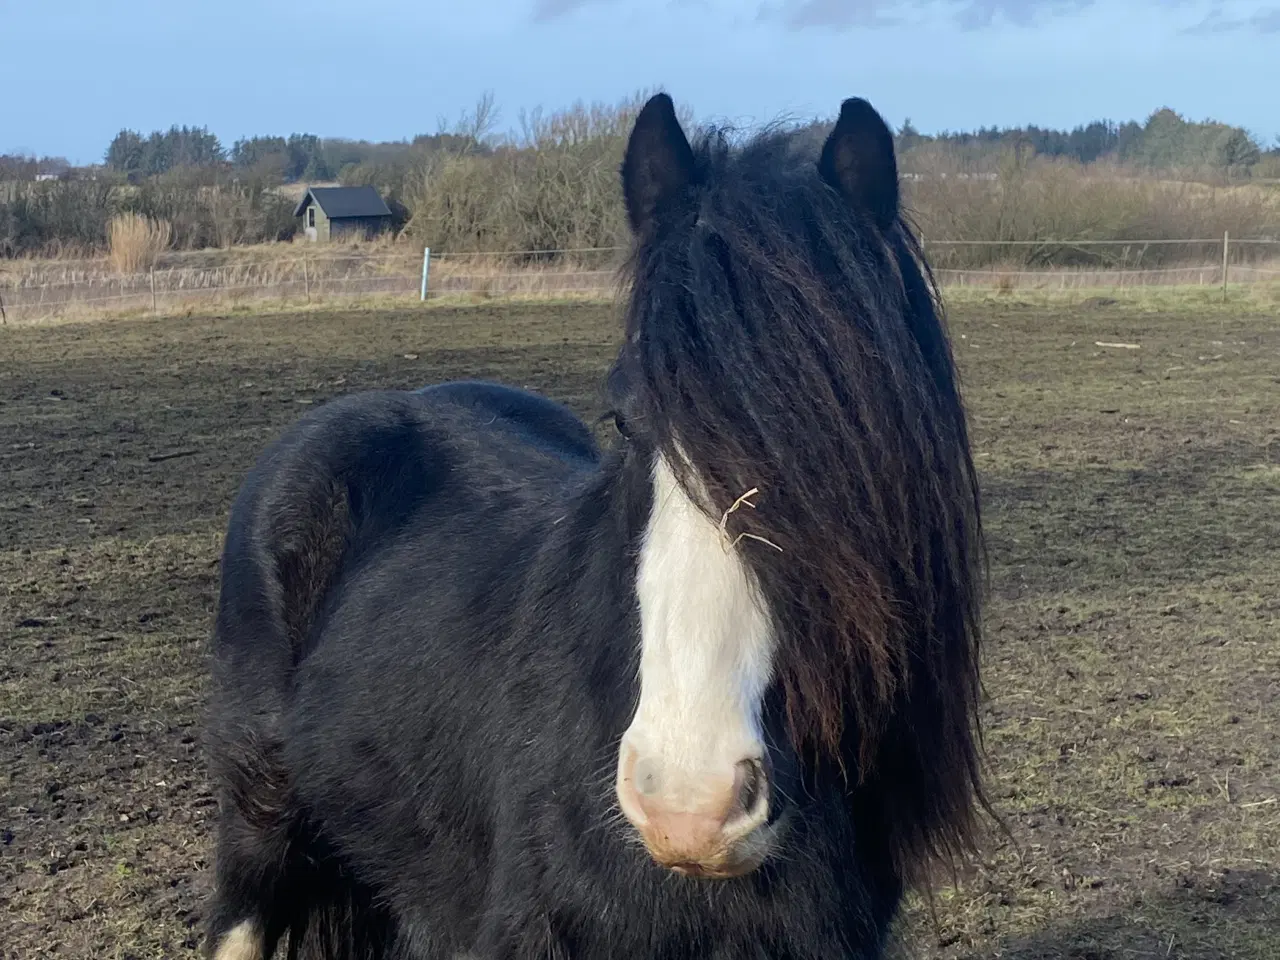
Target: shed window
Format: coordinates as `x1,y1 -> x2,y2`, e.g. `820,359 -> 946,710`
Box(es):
308,207 -> 316,228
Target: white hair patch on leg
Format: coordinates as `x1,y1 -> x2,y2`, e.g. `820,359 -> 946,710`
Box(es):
213,921 -> 264,960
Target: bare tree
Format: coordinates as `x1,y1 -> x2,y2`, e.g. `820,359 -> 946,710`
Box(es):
435,91 -> 501,157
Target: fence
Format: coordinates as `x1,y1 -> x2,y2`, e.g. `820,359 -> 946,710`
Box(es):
923,235 -> 1280,293
1,236 -> 1278,324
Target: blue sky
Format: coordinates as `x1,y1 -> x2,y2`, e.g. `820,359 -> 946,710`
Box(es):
5,0 -> 1278,164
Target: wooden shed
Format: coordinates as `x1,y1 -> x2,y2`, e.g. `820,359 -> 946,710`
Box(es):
293,185 -> 393,242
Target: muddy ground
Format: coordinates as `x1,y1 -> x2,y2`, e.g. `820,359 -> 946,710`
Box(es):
2,297 -> 1277,959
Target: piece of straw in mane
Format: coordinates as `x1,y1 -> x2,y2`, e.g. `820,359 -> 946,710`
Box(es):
718,487 -> 783,553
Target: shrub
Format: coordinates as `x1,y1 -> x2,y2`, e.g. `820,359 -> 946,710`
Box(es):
108,213 -> 172,275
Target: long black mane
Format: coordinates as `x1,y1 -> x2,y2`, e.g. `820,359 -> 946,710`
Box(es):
611,118 -> 985,881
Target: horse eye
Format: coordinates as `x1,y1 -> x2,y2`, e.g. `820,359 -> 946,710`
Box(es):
613,413 -> 632,440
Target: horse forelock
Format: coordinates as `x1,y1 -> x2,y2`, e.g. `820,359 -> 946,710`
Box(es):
616,123 -> 987,881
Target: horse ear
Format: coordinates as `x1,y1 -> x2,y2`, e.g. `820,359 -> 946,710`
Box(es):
818,97 -> 900,230
622,93 -> 696,235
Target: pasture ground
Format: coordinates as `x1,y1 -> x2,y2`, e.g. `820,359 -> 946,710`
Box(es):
1,295 -> 1277,959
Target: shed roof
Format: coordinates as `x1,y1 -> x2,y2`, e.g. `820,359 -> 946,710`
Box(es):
293,185 -> 392,219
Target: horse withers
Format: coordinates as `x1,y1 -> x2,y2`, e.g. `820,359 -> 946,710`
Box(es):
204,92 -> 986,959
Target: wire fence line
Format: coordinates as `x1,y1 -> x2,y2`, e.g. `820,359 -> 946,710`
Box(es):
923,238 -> 1279,246
2,237 -> 1278,323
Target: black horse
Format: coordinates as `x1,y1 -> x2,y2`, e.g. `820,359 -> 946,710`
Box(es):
204,93 -> 986,960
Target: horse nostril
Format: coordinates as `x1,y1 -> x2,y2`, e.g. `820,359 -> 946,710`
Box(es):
731,758 -> 766,820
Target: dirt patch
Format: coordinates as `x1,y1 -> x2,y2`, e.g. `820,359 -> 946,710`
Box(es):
2,299 -> 1277,958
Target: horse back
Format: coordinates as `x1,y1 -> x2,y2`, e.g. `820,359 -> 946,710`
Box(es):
208,382 -> 599,709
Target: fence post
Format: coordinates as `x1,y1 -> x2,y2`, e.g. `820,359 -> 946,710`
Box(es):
1221,230 -> 1229,302
150,267 -> 157,315
303,256 -> 311,304
420,247 -> 431,302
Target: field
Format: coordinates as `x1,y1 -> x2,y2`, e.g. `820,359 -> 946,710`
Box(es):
2,294 -> 1277,959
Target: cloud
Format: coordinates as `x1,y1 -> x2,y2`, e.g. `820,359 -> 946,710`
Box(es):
765,0 -> 1280,32
759,0 -> 902,28
530,0 -> 618,21
755,0 -> 1102,31
1183,2 -> 1280,31
753,0 -> 1098,31
951,0 -> 1093,29
529,0 -> 1280,32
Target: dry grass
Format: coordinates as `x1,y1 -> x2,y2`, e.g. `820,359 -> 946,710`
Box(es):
2,266 -> 1277,328
107,213 -> 171,276
2,217 -> 1278,325
0,246 -> 626,323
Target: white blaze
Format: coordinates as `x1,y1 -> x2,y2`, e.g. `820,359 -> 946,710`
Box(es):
620,453 -> 776,809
